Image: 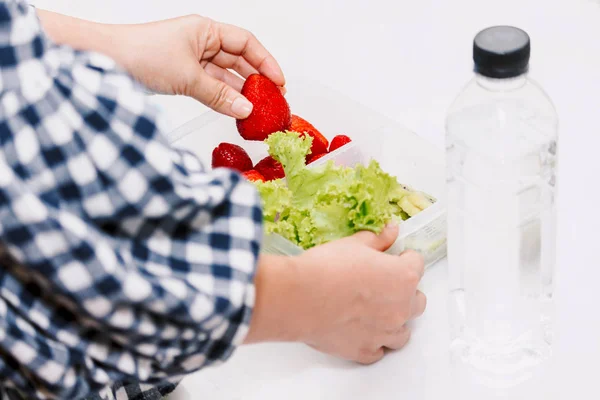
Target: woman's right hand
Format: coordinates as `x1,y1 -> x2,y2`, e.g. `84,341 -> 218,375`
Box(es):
246,223 -> 427,364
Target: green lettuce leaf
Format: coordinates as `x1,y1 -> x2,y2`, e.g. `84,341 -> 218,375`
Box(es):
255,131 -> 435,249
254,179 -> 292,222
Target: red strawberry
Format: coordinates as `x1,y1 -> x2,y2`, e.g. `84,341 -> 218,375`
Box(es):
236,75 -> 291,141
307,152 -> 327,164
254,156 -> 285,181
329,134 -> 352,152
289,115 -> 329,156
211,143 -> 253,172
242,170 -> 265,182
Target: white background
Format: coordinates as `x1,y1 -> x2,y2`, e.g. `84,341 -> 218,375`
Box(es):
31,0 -> 600,399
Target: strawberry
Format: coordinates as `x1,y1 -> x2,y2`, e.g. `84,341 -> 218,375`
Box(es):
236,74 -> 291,141
254,156 -> 285,181
289,115 -> 329,156
307,152 -> 327,164
242,170 -> 265,182
329,134 -> 352,152
211,143 -> 253,172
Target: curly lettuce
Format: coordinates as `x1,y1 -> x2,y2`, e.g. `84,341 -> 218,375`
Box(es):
253,131 -> 434,249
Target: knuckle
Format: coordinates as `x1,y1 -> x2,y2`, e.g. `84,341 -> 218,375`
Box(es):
188,14 -> 204,22
352,230 -> 380,249
381,312 -> 406,332
356,230 -> 377,241
404,326 -> 412,339
183,14 -> 207,29
366,231 -> 380,242
386,312 -> 405,328
205,17 -> 217,33
233,57 -> 245,71
388,327 -> 411,350
204,19 -> 219,45
397,324 -> 410,337
397,328 -> 412,347
416,255 -> 425,271
403,249 -> 425,268
208,83 -> 230,109
405,269 -> 420,286
398,309 -> 411,324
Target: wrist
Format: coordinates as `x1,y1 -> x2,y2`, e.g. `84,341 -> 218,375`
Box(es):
244,254 -> 314,344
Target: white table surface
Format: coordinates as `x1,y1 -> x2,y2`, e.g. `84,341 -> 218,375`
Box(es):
31,0 -> 600,398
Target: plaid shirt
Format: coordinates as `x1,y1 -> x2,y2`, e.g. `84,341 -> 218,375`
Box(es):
0,2 -> 263,399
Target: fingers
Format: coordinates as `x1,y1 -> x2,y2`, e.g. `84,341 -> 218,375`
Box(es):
204,62 -> 245,92
384,325 -> 412,350
188,67 -> 253,118
203,59 -> 285,101
216,22 -> 285,86
210,50 -> 258,78
410,290 -> 427,319
348,222 -> 399,252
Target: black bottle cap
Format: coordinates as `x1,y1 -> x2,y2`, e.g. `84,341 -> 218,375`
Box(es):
473,26 -> 530,79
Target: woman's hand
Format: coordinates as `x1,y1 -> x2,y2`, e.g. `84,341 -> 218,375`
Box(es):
37,11 -> 285,119
110,15 -> 286,118
246,224 -> 427,364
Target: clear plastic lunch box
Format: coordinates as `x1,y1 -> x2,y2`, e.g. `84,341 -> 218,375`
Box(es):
167,79 -> 447,268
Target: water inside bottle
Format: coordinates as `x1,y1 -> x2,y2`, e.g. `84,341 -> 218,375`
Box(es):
446,100 -> 556,385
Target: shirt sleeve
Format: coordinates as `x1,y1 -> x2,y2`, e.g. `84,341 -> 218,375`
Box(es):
0,2 -> 263,399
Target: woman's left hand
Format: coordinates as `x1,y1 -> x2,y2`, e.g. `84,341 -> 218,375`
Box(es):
38,11 -> 286,118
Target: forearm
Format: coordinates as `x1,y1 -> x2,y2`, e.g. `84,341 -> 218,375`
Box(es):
244,254 -> 313,344
36,9 -> 127,66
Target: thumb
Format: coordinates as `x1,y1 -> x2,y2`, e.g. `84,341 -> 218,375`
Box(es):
188,67 -> 253,119
348,222 -> 399,252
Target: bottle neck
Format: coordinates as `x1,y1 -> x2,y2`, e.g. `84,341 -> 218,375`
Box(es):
475,73 -> 528,92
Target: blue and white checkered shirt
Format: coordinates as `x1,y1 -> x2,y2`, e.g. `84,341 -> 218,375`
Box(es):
0,2 -> 263,399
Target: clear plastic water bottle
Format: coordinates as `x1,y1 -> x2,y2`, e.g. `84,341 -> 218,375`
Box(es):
446,26 -> 558,382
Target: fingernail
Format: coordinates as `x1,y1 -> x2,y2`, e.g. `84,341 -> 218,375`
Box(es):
232,97 -> 253,118
385,221 -> 398,230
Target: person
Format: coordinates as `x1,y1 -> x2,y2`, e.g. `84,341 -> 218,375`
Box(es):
0,2 -> 427,399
